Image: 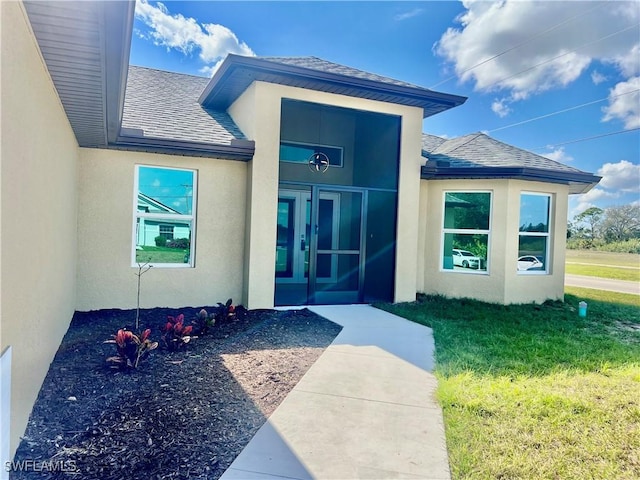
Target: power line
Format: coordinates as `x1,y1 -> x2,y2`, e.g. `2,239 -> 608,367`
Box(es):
489,22 -> 639,88
534,127 -> 640,152
487,88 -> 640,133
430,2 -> 606,89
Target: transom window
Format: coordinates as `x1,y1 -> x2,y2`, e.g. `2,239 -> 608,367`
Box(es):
441,192 -> 491,273
518,193 -> 551,274
279,141 -> 343,167
133,165 -> 197,267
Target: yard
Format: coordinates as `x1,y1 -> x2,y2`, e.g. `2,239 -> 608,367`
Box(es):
566,249 -> 640,282
380,290 -> 640,479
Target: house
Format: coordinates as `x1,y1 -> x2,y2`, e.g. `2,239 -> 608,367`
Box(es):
0,0 -> 600,462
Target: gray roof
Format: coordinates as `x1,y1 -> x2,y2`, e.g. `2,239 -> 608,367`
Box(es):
422,133 -> 583,173
199,54 -> 467,118
261,57 -> 429,90
421,133 -> 600,194
421,133 -> 448,156
122,66 -> 246,144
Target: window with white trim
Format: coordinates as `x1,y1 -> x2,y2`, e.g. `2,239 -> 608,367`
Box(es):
518,193 -> 551,274
133,165 -> 197,267
441,191 -> 491,273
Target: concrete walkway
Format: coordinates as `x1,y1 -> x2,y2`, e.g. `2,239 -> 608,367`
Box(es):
565,274 -> 639,295
220,305 -> 450,480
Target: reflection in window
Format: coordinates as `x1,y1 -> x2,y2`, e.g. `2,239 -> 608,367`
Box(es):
442,192 -> 491,273
279,142 -> 343,167
518,193 -> 551,274
133,165 -> 196,267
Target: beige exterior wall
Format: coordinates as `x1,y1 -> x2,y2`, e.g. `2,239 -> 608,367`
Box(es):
419,178 -> 569,304
1,1 -> 80,458
76,149 -> 247,311
228,81 -> 424,307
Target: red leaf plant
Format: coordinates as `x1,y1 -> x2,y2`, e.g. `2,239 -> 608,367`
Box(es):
162,314 -> 194,351
105,328 -> 158,369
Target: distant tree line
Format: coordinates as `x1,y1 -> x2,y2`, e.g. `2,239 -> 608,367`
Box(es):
567,204 -> 640,253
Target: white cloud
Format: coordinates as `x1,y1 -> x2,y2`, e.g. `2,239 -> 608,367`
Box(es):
571,187 -> 619,217
591,70 -> 607,85
602,76 -> 640,129
434,1 -> 640,109
199,58 -> 226,78
491,98 -> 511,117
394,8 -> 425,22
135,0 -> 254,70
596,159 -> 640,192
543,147 -> 573,163
571,159 -> 640,215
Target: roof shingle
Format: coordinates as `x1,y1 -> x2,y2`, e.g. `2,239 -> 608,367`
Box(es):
121,66 -> 246,145
422,132 -> 583,173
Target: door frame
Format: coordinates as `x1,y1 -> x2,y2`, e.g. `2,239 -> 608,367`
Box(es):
308,185 -> 368,305
276,189 -> 340,285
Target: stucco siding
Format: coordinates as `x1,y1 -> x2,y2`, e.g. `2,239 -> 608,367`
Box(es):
228,81 -> 424,307
419,178 -> 569,304
76,149 -> 247,311
1,1 -> 79,459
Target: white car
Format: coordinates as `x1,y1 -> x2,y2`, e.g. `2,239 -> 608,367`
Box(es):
517,255 -> 544,271
452,249 -> 483,269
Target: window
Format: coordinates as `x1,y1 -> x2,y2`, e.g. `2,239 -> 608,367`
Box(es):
133,165 -> 196,267
518,193 -> 551,274
442,192 -> 491,273
158,224 -> 174,241
279,141 -> 343,167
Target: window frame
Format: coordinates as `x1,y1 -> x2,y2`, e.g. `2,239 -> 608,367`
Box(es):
440,190 -> 492,275
132,165 -> 197,268
517,192 -> 552,275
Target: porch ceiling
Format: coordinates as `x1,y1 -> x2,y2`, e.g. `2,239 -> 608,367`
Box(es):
23,1 -> 134,147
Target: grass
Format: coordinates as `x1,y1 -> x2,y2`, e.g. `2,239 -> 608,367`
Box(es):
379,293 -> 640,480
566,249 -> 640,267
566,249 -> 640,282
565,263 -> 640,282
135,246 -> 188,264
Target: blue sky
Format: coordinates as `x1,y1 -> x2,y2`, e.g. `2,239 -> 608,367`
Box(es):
130,0 -> 640,218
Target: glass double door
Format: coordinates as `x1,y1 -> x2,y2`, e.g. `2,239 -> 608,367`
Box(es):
275,186 -> 365,305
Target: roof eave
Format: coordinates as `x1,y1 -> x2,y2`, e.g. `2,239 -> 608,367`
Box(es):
104,1 -> 135,145
113,134 -> 255,161
420,165 -> 601,194
199,54 -> 467,118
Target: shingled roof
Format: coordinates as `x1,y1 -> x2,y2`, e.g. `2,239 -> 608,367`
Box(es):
421,133 -> 600,193
259,56 -> 429,90
122,66 -> 246,144
198,54 -> 467,118
117,66 -> 253,159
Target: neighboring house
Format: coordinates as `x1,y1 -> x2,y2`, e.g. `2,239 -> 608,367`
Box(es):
136,192 -> 191,248
0,0 -> 600,461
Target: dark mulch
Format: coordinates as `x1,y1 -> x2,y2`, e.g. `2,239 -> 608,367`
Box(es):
11,306 -> 341,479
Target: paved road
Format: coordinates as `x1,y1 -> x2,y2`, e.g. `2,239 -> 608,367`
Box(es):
565,274 -> 640,295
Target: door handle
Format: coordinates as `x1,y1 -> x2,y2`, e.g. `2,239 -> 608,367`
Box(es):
300,238 -> 306,251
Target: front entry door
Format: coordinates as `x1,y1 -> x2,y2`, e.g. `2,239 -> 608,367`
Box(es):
275,187 -> 366,305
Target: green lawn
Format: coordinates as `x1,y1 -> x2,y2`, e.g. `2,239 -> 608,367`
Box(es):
566,249 -> 640,283
135,246 -> 188,264
379,293 -> 640,480
566,249 -> 640,268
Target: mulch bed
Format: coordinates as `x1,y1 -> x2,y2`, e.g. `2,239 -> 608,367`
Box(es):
11,306 -> 342,479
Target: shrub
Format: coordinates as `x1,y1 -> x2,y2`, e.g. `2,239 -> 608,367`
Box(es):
167,238 -> 189,249
214,298 -> 237,324
192,308 -> 216,335
162,314 -> 193,350
154,235 -> 167,247
597,239 -> 640,254
105,329 -> 158,369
